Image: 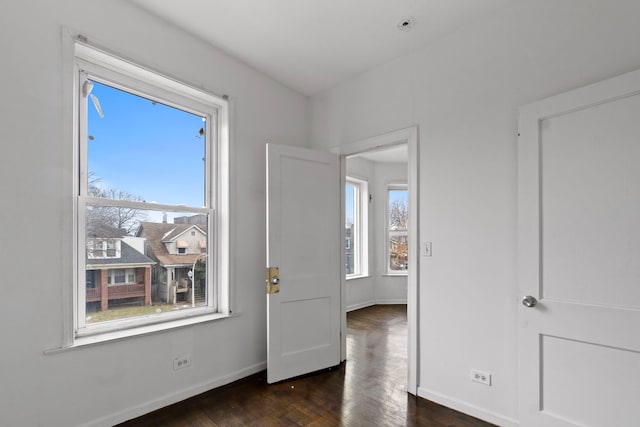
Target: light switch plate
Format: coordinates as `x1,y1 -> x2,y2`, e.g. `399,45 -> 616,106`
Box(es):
422,241 -> 432,257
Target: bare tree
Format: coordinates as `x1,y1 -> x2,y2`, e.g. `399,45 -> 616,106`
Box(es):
389,199 -> 408,230
389,199 -> 408,270
86,173 -> 147,237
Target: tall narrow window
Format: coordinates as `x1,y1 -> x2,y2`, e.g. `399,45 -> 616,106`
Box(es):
387,184 -> 408,274
345,177 -> 368,278
74,43 -> 229,336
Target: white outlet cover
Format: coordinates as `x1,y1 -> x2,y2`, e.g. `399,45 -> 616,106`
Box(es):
173,356 -> 192,371
470,369 -> 492,386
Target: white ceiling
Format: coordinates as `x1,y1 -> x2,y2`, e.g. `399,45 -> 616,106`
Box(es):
351,144 -> 408,164
132,0 -> 514,95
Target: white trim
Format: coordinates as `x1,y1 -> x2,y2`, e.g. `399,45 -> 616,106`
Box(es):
418,387 -> 520,427
68,32 -> 231,340
334,125 -> 419,395
77,361 -> 266,427
75,43 -> 227,111
345,274 -> 370,281
346,300 -> 376,312
347,300 -> 408,312
374,299 -> 408,305
61,27 -> 77,349
345,176 -> 369,278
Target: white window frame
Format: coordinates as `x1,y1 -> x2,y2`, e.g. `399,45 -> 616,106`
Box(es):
386,183 -> 408,276
72,41 -> 231,341
346,176 -> 369,279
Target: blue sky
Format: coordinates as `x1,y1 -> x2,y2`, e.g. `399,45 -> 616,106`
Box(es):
87,80 -> 206,207
345,183 -> 356,226
389,188 -> 408,207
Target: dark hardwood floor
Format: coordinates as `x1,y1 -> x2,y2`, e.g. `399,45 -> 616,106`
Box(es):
119,305 -> 494,426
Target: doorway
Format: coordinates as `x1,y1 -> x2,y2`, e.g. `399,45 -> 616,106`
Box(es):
335,126 -> 419,395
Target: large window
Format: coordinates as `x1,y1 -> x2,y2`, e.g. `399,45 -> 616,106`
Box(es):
345,177 -> 368,278
74,43 -> 229,337
387,184 -> 408,274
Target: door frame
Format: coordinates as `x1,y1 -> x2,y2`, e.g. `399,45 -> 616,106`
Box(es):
332,125 -> 419,395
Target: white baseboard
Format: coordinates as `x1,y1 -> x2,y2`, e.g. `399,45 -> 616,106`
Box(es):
347,299 -> 407,312
375,299 -> 407,305
346,300 -> 376,312
80,361 -> 267,427
417,386 -> 519,427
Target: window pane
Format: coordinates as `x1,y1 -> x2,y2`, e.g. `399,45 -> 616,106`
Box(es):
126,269 -> 136,283
389,234 -> 408,271
345,183 -> 356,275
86,80 -> 207,207
113,269 -> 126,285
388,188 -> 408,273
84,206 -> 209,324
388,189 -> 408,230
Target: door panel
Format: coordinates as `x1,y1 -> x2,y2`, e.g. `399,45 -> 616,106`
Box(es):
541,94 -> 640,309
541,335 -> 639,427
266,144 -> 341,384
518,70 -> 640,427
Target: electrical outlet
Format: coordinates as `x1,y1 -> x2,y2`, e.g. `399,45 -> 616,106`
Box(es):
173,355 -> 192,371
470,369 -> 491,386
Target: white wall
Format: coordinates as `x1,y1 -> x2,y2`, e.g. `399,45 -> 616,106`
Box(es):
311,0 -> 640,424
0,1 -> 308,426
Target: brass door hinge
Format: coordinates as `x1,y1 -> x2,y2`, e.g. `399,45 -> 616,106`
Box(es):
266,267 -> 280,294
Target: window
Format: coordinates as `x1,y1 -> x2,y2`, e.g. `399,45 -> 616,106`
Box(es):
105,240 -> 117,257
387,184 -> 408,274
345,177 -> 368,277
74,42 -> 229,337
87,239 -> 119,259
108,268 -> 136,285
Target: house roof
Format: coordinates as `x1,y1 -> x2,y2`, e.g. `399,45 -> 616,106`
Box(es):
86,241 -> 155,267
138,222 -> 208,267
161,224 -> 206,242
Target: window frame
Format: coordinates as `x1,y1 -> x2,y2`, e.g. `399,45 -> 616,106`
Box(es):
72,41 -> 231,340
345,176 -> 369,279
386,183 -> 409,276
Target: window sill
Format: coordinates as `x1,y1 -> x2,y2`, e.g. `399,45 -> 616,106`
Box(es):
346,274 -> 371,281
382,273 -> 408,277
44,311 -> 237,354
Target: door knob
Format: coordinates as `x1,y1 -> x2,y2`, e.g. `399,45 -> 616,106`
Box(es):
270,277 -> 280,285
522,295 -> 537,308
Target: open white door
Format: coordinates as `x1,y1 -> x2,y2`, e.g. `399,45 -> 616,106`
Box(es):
518,70 -> 640,426
266,143 -> 341,384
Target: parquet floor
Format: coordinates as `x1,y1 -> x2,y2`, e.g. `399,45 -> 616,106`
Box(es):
119,305 -> 494,426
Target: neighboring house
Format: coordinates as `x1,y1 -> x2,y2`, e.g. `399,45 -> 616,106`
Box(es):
137,221 -> 207,304
85,237 -> 156,311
